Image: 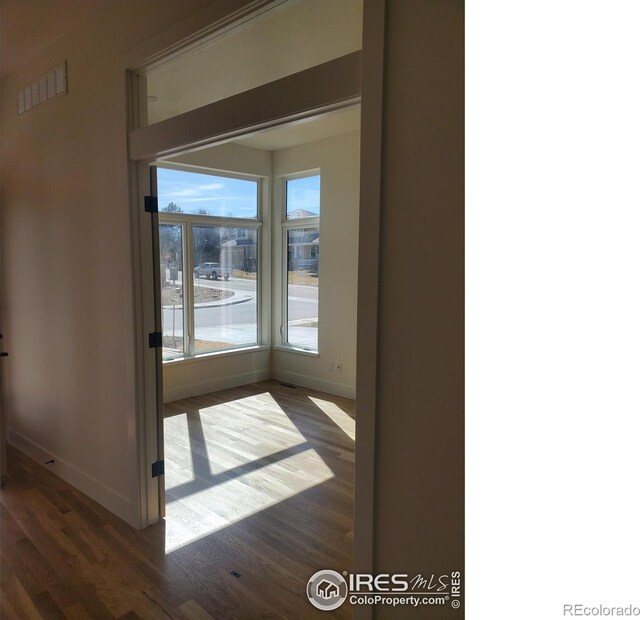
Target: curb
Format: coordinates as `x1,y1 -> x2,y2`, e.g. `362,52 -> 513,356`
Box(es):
162,294 -> 253,311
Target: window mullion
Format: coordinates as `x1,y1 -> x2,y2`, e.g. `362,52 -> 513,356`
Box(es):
159,213 -> 261,229
184,222 -> 195,356
282,228 -> 289,345
282,217 -> 319,229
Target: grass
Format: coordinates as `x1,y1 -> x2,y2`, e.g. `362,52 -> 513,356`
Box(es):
232,269 -> 257,280
162,284 -> 233,305
287,270 -> 318,287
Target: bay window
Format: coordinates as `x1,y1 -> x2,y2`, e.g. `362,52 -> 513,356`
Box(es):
282,173 -> 320,352
157,166 -> 261,360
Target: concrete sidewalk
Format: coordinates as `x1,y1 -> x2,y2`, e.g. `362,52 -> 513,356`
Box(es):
162,291 -> 254,311
160,321 -> 317,350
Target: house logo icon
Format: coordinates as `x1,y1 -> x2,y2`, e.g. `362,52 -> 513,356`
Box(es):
306,570 -> 348,611
317,579 -> 340,599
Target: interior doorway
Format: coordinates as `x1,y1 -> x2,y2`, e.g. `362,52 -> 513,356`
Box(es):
143,107 -> 361,615
152,103 -> 359,496
128,3 -> 365,614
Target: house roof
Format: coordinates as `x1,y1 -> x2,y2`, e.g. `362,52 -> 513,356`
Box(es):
287,208 -> 318,219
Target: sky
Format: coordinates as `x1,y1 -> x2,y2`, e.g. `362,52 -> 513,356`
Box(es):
157,167 -> 258,218
157,167 -> 321,218
286,175 -> 321,216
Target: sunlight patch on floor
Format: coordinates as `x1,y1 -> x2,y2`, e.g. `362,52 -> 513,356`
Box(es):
164,447 -> 334,553
195,393 -> 307,474
309,397 -> 356,441
164,413 -> 195,491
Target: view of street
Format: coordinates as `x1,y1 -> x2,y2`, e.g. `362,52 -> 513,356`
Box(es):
161,271 -> 318,356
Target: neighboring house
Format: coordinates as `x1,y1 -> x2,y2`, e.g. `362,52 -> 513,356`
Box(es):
287,228 -> 319,273
286,210 -> 319,272
220,236 -> 258,272
287,208 -> 317,219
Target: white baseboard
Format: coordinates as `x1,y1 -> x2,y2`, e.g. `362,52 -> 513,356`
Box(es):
163,368 -> 271,403
7,430 -> 135,525
271,369 -> 356,399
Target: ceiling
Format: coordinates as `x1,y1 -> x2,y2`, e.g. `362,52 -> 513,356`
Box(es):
233,105 -> 361,152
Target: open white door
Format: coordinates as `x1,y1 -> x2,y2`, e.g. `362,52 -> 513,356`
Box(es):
147,165 -> 166,517
133,161 -> 166,525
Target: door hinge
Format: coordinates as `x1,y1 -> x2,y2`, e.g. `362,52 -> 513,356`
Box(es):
151,460 -> 164,478
144,195 -> 158,213
148,331 -> 162,348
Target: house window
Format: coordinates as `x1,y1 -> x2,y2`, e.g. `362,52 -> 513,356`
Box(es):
158,166 -> 261,360
283,174 -> 320,351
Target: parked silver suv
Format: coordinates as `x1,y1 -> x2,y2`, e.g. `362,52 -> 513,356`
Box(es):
193,262 -> 230,280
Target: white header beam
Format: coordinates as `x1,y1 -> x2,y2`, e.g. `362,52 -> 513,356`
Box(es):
129,51 -> 362,161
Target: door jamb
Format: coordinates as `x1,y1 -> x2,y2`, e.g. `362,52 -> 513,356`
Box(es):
125,9 -> 386,606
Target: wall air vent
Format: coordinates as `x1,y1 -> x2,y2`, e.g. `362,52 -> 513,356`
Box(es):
17,62 -> 67,115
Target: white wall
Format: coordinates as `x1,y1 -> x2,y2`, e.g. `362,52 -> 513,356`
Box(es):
163,349 -> 271,403
272,131 -> 360,398
0,0 -> 219,526
371,2 -> 464,617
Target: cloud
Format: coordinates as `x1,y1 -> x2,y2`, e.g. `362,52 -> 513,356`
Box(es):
169,188 -> 201,197
162,182 -> 226,199
199,182 -> 225,191
164,195 -> 251,204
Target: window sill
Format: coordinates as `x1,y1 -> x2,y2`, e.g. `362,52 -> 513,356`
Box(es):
273,345 -> 319,358
163,344 -> 270,366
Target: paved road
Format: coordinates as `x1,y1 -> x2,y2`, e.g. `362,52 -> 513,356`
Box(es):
162,274 -> 318,350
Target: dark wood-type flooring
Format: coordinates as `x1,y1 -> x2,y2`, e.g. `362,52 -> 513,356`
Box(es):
0,381 -> 355,619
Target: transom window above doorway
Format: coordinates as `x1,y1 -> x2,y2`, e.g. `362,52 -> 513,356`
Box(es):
136,0 -> 363,126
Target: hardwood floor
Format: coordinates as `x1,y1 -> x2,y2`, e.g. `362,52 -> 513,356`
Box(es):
0,381 -> 355,619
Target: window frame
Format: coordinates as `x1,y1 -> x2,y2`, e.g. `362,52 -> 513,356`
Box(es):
157,165 -> 264,361
280,170 -> 321,354
158,220 -> 188,361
